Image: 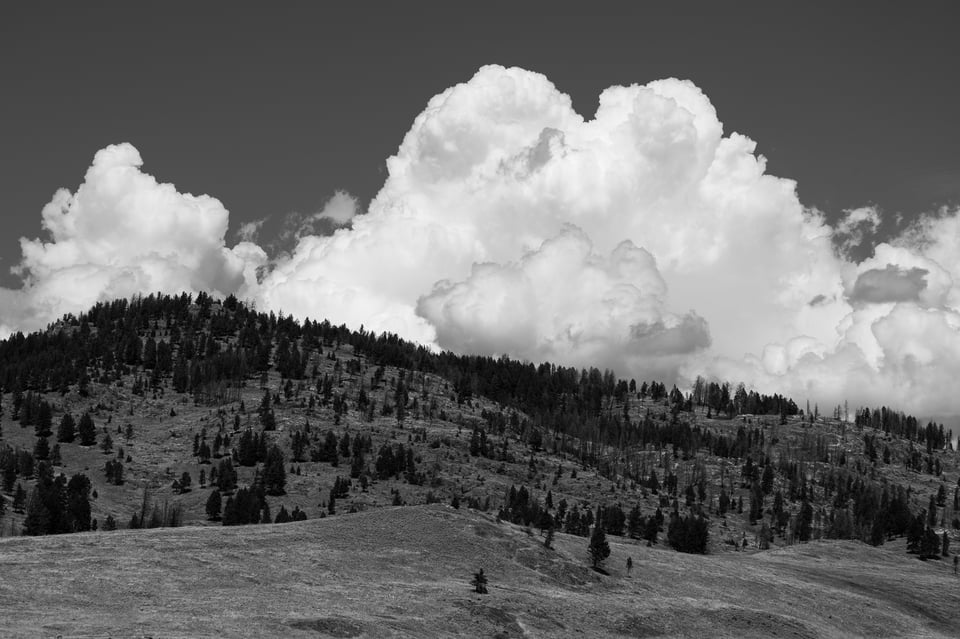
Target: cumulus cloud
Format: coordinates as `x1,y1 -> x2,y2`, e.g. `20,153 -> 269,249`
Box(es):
6,66 -> 960,416
259,65 -> 849,380
1,143 -> 265,335
416,226 -> 709,377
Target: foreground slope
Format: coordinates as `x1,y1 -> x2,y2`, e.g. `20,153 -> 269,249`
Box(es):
1,504 -> 958,638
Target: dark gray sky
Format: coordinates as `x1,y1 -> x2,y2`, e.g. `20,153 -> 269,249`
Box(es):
2,2 -> 958,286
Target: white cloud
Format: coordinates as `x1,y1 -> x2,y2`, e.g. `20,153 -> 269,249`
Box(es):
417,226 -> 709,376
316,190 -> 359,226
236,218 -> 266,243
1,143 -> 264,336
6,67 -> 960,417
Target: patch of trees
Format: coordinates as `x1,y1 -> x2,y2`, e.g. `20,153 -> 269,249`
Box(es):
22,463 -> 92,535
222,485 -> 271,526
273,504 -> 308,523
374,442 -> 422,484
128,489 -> 183,529
666,513 -> 709,553
855,406 -> 952,452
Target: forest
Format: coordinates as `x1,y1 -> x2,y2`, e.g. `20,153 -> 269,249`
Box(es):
0,292 -> 956,566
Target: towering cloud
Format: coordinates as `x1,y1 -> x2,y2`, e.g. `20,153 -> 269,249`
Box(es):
4,66 -> 960,415
260,65 -> 846,375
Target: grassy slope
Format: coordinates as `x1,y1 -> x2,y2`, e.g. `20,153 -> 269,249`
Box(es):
2,504 -> 958,638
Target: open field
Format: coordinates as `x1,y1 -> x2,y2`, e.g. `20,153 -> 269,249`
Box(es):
1,504 -> 958,638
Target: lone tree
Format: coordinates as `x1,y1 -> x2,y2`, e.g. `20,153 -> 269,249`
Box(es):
472,568 -> 488,594
589,524 -> 611,569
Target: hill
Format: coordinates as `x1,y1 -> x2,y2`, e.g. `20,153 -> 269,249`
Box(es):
2,292 -> 960,633
2,504 -> 959,638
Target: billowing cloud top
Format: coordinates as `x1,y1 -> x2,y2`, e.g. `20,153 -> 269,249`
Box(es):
5,65 -> 960,416
5,143 -> 265,332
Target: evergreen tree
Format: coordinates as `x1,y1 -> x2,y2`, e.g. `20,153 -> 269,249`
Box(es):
471,568 -> 488,594
65,473 -> 92,532
33,436 -> 50,461
588,524 -> 611,568
544,525 -> 555,549
57,413 -> 77,444
206,489 -> 222,521
101,432 -> 114,454
263,445 -> 287,496
761,464 -> 775,495
78,413 -> 97,446
12,482 -> 27,513
749,481 -> 764,524
35,402 -> 53,437
627,504 -> 644,539
22,488 -> 51,535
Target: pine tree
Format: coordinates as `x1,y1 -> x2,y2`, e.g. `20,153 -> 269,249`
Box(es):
78,413 -> 97,446
13,482 -> 27,513
65,473 -> 92,532
57,413 -> 76,443
472,568 -> 488,594
263,445 -> 286,496
35,402 -> 53,437
33,436 -> 50,461
749,481 -> 764,524
588,524 -> 611,568
101,432 -> 113,454
544,525 -> 555,549
627,504 -> 644,539
206,489 -> 222,521
22,488 -> 51,535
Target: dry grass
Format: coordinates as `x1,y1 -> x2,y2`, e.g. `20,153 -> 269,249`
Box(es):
1,504 -> 959,638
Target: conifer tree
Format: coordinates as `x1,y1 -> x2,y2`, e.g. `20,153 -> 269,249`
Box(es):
472,568 -> 488,594
588,524 -> 611,568
263,445 -> 286,496
22,489 -> 51,536
57,413 -> 76,445
78,413 -> 97,446
12,482 -> 27,513
36,402 -> 53,437
33,436 -> 50,461
206,489 -> 222,521
101,432 -> 113,454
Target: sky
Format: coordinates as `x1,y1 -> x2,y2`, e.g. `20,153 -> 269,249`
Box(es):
2,2 -> 960,415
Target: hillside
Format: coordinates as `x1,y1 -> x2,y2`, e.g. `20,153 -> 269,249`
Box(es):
1,292 -> 960,634
2,504 -> 959,638
1,293 -> 957,552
